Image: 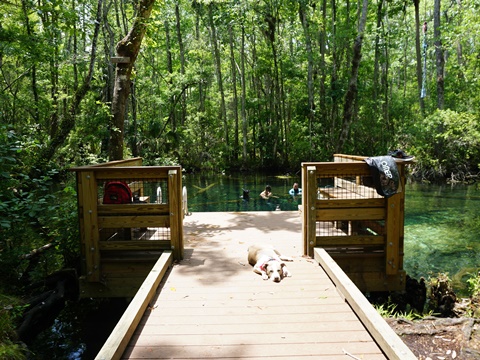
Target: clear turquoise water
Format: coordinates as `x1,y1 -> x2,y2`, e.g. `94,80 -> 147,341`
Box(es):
184,175 -> 480,293
184,173 -> 303,212
403,183 -> 480,293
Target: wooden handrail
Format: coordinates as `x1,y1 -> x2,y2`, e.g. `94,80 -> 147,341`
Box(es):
70,157 -> 143,170
314,248 -> 417,360
95,251 -> 173,360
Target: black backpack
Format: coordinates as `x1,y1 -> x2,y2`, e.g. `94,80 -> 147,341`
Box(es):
364,156 -> 399,198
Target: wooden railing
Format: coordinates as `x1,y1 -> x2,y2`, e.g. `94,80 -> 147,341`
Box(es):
71,158 -> 183,297
302,154 -> 412,292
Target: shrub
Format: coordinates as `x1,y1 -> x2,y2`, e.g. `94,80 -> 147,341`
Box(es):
409,110 -> 480,181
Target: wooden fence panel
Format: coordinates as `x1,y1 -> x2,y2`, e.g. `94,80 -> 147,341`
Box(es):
302,156 -> 410,292
71,161 -> 183,298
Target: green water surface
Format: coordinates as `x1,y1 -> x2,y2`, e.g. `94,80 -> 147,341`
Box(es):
403,183 -> 480,292
184,173 -> 303,212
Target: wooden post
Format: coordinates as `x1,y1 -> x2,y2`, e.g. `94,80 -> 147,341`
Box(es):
305,166 -> 317,257
176,168 -> 184,258
78,170 -> 101,282
397,163 -> 407,272
168,169 -> 183,260
301,164 -> 307,255
385,193 -> 400,275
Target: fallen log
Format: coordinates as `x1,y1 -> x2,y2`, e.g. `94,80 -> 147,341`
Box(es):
17,269 -> 78,344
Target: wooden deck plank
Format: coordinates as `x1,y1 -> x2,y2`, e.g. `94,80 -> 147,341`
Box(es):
142,301 -> 353,316
121,212 -> 390,360
123,343 -> 385,359
130,330 -> 375,345
130,321 -> 368,336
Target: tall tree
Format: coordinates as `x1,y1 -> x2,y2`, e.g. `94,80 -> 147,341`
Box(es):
207,2 -> 229,159
413,0 -> 425,113
318,0 -> 327,130
228,22 -> 240,161
21,0 -> 40,125
175,2 -> 186,126
299,0 -> 315,159
262,3 -> 282,163
336,0 -> 369,153
109,0 -> 157,160
240,18 -> 248,163
433,0 -> 444,110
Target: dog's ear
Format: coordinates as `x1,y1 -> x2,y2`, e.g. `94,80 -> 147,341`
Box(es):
263,262 -> 271,278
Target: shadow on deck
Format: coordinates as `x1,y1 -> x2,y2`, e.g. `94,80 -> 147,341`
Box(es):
97,211 -> 415,360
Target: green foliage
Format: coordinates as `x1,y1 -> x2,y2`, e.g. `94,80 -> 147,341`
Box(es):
374,300 -> 433,320
0,126 -> 80,285
0,127 -> 24,232
467,272 -> 480,298
407,110 -> 480,180
0,295 -> 27,360
3,0 -> 480,176
0,343 -> 26,360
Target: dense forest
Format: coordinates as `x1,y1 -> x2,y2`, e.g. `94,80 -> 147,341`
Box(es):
2,0 -> 480,175
1,0 -> 480,357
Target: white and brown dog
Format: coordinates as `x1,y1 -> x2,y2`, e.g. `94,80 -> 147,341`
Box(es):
248,244 -> 293,282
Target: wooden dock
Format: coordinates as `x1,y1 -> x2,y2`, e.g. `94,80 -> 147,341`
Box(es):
96,211 -> 415,360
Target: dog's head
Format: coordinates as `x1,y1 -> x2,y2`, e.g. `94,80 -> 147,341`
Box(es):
264,260 -> 287,282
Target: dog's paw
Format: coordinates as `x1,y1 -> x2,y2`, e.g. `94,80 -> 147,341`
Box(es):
262,274 -> 269,280
283,269 -> 292,277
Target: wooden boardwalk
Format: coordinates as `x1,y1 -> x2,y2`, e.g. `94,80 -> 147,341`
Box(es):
116,211 -> 409,360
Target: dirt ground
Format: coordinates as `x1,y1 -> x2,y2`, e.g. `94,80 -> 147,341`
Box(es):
387,316 -> 480,359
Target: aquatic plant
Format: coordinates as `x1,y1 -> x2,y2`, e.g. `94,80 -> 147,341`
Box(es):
467,272 -> 480,297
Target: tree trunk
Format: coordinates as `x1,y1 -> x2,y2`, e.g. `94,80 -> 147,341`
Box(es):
175,2 -> 186,126
101,0 -> 116,155
336,0 -> 368,153
329,0 -> 339,145
228,22 -> 239,162
263,9 -> 281,163
299,1 -> 315,160
319,0 -> 327,132
434,0 -> 445,110
192,1 -> 206,148
373,0 -> 383,108
109,0 -> 156,161
413,0 -> 425,113
21,0 -> 40,124
164,19 -> 176,132
130,83 -> 138,156
207,3 -> 229,158
240,23 -> 248,163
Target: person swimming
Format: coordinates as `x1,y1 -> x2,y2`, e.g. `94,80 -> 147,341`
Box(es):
260,185 -> 273,199
289,182 -> 302,196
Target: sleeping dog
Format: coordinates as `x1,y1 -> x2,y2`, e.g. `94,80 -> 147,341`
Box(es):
248,244 -> 293,282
